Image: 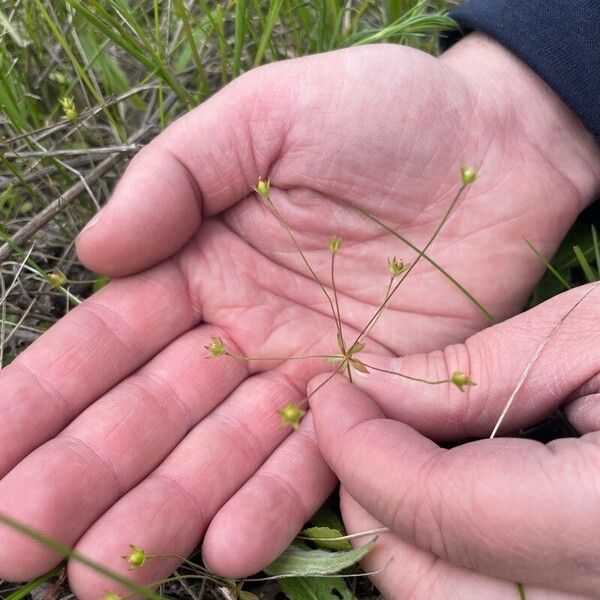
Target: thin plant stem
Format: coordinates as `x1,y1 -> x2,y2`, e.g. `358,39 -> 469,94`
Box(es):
224,352 -> 339,362
297,527 -> 390,543
119,575 -> 230,600
145,553 -> 208,573
346,359 -> 353,383
331,250 -> 353,381
359,361 -> 452,386
361,275 -> 394,342
302,365 -> 346,408
352,203 -> 495,324
490,281 -> 600,438
351,184 -> 469,348
524,237 -> 571,290
0,514 -> 164,600
331,252 -> 344,350
264,194 -> 345,341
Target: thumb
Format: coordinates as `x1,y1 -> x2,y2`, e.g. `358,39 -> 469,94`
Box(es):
308,353 -> 600,595
76,65 -> 289,277
342,283 -> 600,440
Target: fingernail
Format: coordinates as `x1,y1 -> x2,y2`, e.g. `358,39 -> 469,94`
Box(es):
80,210 -> 103,235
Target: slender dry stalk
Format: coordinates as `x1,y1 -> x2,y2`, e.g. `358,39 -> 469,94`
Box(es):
490,281 -> 600,438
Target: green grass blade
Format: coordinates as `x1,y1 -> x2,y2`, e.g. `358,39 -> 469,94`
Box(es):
0,513 -> 165,600
254,0 -> 284,67
65,0 -> 191,107
355,205 -> 495,324
592,225 -> 600,279
524,238 -> 571,290
173,0 -> 208,97
233,0 -> 248,75
3,566 -> 63,600
573,245 -> 597,282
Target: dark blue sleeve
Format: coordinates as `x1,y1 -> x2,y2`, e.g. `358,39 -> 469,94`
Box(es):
446,0 -> 600,144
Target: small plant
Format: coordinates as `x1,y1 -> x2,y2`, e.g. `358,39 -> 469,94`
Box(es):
59,95 -> 77,121
205,167 -> 481,430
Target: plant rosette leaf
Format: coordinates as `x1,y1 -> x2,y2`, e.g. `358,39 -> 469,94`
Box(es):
264,537 -> 376,577
277,576 -> 352,600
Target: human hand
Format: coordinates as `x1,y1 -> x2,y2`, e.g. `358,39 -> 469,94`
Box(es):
0,33 -> 598,598
310,284 -> 600,599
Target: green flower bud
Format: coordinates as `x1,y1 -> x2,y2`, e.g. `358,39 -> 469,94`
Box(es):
460,167 -> 478,186
278,402 -> 306,429
204,336 -> 227,358
329,236 -> 342,254
253,177 -> 270,198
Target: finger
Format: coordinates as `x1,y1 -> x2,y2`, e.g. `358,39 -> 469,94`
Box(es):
310,375 -> 600,596
202,412 -> 335,577
0,259 -> 198,478
564,371 -> 600,434
76,66 -> 288,277
565,394 -> 600,434
341,491 -> 587,600
350,284 -> 600,439
66,364 -> 334,599
0,325 -> 246,581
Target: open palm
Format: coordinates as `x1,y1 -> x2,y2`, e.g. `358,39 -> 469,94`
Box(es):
0,36 -> 597,599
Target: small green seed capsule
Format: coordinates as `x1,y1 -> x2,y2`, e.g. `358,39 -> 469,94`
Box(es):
48,268 -> 67,287
204,336 -> 227,358
123,545 -> 146,569
460,167 -> 478,186
103,593 -> 121,600
329,236 -> 342,254
388,256 -> 407,277
451,370 -> 475,392
253,177 -> 270,198
278,402 -> 306,429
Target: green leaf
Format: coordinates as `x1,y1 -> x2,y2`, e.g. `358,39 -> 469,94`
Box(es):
4,565 -> 63,600
277,576 -> 352,600
265,538 -> 376,577
524,237 -> 570,291
93,274 -> 111,292
573,245 -> 597,283
310,504 -> 345,532
302,527 -> 352,551
592,225 -> 600,279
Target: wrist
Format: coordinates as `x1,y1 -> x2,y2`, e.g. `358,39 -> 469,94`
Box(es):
441,33 -> 600,205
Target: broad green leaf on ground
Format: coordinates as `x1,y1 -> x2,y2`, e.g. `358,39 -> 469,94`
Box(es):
265,538 -> 376,577
277,576 -> 352,600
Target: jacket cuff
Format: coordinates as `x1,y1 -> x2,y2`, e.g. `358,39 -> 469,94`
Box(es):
444,0 -> 600,144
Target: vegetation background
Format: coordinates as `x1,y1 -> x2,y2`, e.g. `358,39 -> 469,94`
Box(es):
0,0 -> 598,599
